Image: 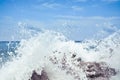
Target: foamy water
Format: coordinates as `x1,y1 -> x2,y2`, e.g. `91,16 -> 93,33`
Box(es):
0,28 -> 120,80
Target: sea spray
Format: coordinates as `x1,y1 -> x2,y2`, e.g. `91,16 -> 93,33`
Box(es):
0,27 -> 120,80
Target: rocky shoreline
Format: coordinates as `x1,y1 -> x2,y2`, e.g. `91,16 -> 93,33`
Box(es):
29,62 -> 117,80
29,52 -> 117,80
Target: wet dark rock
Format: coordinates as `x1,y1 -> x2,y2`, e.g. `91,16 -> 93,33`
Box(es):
77,57 -> 82,62
72,54 -> 76,58
30,51 -> 117,80
29,62 -> 117,80
30,70 -> 49,80
81,62 -> 117,80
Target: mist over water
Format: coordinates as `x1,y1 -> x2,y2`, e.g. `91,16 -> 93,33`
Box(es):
0,24 -> 120,80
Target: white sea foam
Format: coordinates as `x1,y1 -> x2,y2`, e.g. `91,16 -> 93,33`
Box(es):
0,27 -> 120,80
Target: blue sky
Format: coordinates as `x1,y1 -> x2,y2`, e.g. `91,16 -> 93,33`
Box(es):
0,0 -> 120,41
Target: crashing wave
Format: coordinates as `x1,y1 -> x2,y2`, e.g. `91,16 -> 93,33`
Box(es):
0,30 -> 120,80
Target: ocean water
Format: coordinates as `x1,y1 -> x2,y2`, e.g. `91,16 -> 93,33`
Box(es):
0,41 -> 19,66
0,29 -> 120,80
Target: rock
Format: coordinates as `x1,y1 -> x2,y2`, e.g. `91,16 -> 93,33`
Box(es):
49,51 -> 117,80
71,54 -> 76,58
30,70 -> 49,80
81,62 -> 117,80
30,51 -> 117,80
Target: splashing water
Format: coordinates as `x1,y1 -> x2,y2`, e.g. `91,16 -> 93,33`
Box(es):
0,26 -> 120,80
